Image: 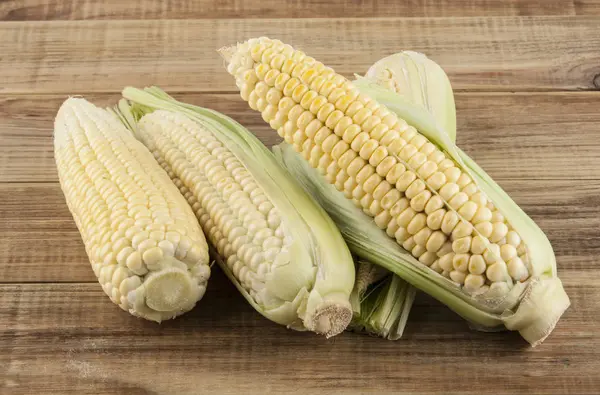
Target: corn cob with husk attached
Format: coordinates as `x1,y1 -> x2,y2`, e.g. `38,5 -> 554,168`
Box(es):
54,98 -> 211,322
221,37 -> 570,346
116,87 -> 356,337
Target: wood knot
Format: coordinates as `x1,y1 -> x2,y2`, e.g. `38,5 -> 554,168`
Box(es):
593,73 -> 600,90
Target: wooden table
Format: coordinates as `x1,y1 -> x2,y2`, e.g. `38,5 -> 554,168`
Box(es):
1,1 -> 600,394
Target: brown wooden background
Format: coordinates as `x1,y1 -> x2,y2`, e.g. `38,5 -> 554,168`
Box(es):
1,1 -> 600,394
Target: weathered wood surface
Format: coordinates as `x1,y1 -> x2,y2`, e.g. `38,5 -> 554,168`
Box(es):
1,272 -> 598,395
1,177 -> 597,283
1,3 -> 599,394
1,92 -> 599,183
1,17 -> 600,94
0,0 -> 581,21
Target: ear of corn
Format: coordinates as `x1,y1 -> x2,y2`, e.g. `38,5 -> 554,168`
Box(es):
221,37 -> 570,346
54,98 -> 211,322
118,87 -> 356,337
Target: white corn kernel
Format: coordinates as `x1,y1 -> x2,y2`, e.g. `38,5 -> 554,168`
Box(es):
438,253 -> 455,272
450,270 -> 466,284
475,221 -> 493,238
464,274 -> 485,292
500,244 -> 517,262
419,251 -> 437,266
452,237 -> 472,254
484,244 -> 501,264
452,222 -> 474,239
506,230 -> 521,246
426,231 -> 446,252
490,222 -> 509,243
452,254 -> 470,272
470,235 -> 487,255
468,255 -> 486,275
486,261 -> 509,282
507,257 -> 529,281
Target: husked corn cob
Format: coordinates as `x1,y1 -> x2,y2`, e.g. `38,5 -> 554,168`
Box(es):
221,37 -> 530,296
138,110 -> 289,304
117,87 -> 356,337
54,98 -> 210,322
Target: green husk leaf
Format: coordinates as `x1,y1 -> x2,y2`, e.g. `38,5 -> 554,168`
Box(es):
363,51 -> 457,142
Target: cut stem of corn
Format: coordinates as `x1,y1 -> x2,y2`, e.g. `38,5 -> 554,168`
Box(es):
118,87 -> 356,337
349,261 -> 415,340
54,98 -> 211,322
222,37 -> 570,346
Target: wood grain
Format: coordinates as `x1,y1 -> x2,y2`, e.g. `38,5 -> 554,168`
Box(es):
0,183 -> 92,283
0,270 -> 596,395
1,4 -> 599,394
1,177 -> 595,283
576,1 -> 600,15
1,17 -> 600,94
1,92 -> 599,183
0,0 -> 577,21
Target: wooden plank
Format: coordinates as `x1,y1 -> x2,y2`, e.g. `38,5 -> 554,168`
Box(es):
0,268 -> 596,395
455,92 -> 600,180
1,17 -> 600,94
0,177 -> 595,283
0,183 -> 93,283
576,1 -> 600,15
1,92 -> 599,183
0,0 -> 576,21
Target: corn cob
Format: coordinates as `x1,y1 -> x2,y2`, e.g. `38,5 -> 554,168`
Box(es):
118,87 -> 356,337
54,98 -> 210,322
222,37 -> 570,345
222,37 -> 527,295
